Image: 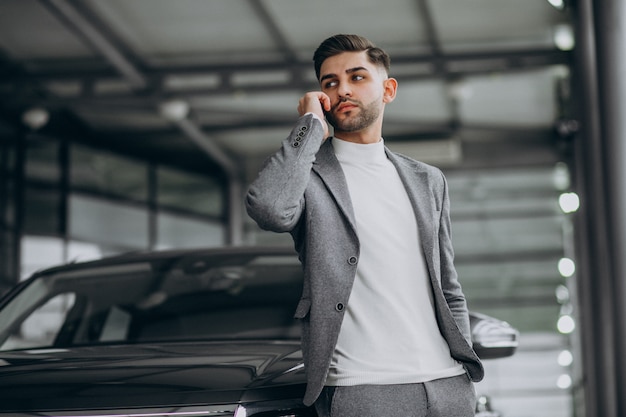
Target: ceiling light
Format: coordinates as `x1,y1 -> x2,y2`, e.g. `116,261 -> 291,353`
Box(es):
558,349 -> 574,367
554,24 -> 575,51
559,192 -> 580,213
555,284 -> 570,303
557,374 -> 572,389
558,257 -> 576,277
547,0 -> 565,10
21,107 -> 50,130
159,99 -> 190,122
557,314 -> 576,334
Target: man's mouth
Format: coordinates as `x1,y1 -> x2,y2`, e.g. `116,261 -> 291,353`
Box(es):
335,102 -> 358,113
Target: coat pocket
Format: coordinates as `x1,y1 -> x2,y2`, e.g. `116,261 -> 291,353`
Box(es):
293,298 -> 311,319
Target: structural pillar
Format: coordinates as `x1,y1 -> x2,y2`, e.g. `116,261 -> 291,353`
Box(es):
571,0 -> 626,416
594,1 -> 626,414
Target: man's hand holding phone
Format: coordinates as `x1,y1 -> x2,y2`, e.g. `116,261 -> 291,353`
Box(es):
298,91 -> 331,138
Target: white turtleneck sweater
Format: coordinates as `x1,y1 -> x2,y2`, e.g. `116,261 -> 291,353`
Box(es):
326,137 -> 464,386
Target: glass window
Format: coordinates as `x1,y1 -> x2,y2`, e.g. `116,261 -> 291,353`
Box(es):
157,166 -> 223,217
156,212 -> 224,249
25,137 -> 60,183
70,145 -> 148,201
23,187 -> 61,235
67,239 -> 132,260
20,235 -> 65,280
69,194 -> 149,250
66,240 -> 103,263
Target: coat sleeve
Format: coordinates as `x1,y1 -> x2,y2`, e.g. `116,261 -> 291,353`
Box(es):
245,114 -> 326,232
437,171 -> 473,346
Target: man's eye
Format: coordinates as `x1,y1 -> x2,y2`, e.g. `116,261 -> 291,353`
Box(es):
353,75 -> 364,81
324,81 -> 338,88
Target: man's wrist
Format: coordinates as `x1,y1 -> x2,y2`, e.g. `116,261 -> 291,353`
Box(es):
304,112 -> 329,138
304,112 -> 323,125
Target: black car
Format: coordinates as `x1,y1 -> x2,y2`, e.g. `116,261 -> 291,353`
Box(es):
0,246 -> 518,416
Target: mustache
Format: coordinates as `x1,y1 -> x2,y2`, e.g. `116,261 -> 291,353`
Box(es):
331,98 -> 360,112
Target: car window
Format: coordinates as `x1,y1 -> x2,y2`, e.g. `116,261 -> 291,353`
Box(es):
0,254 -> 304,351
100,306 -> 132,342
0,293 -> 76,351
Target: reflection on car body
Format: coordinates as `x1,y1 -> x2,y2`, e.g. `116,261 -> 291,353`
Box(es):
0,246 -> 518,416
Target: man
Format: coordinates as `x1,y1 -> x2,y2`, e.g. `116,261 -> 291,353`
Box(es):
245,34 -> 483,417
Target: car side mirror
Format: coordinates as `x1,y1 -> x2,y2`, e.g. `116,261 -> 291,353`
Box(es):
469,312 -> 519,360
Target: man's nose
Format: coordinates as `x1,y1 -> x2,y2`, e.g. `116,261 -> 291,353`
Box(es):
338,84 -> 352,98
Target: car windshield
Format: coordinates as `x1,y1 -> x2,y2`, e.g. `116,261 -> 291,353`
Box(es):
0,252 -> 304,351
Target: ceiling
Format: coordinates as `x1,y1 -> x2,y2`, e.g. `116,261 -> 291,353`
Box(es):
0,0 -> 574,178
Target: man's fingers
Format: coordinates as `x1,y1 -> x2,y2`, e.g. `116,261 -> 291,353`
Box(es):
298,92 -> 331,116
319,94 -> 331,112
297,92 -> 330,138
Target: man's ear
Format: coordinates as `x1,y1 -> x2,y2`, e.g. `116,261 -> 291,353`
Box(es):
383,77 -> 398,103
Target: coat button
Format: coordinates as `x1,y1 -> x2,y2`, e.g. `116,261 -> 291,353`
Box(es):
347,256 -> 358,265
335,303 -> 344,312
292,141 -> 301,147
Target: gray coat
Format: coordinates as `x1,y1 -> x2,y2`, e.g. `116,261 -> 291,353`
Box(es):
245,113 -> 484,406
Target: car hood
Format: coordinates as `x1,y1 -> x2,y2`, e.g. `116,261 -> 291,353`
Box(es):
0,340 -> 306,412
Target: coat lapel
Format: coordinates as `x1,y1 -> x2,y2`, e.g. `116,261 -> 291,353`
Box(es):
312,139 -> 358,234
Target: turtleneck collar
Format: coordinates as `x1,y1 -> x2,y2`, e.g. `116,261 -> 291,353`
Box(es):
331,137 -> 387,165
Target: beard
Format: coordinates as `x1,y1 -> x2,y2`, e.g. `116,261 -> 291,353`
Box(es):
325,97 -> 381,133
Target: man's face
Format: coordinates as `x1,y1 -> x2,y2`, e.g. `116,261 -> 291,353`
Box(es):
319,51 -> 390,133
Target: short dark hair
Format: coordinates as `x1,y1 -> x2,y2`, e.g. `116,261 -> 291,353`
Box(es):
313,34 -> 391,80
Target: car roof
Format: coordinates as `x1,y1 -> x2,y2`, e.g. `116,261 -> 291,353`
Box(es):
31,245 -> 298,278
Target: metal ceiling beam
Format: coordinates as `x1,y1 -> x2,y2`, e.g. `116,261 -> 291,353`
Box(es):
38,0 -> 237,173
247,0 -> 298,63
416,0 -> 444,69
10,48 -> 572,81
415,0 -> 476,129
0,49 -> 572,108
40,0 -> 147,90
